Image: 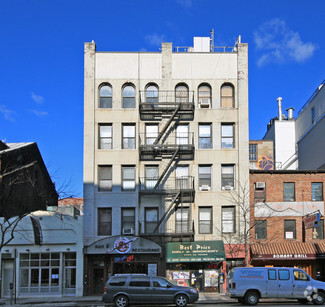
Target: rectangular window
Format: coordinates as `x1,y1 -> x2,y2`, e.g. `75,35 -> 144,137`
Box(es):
268,269 -> 276,280
312,183 -> 323,201
279,269 -> 290,280
199,207 -> 212,234
121,208 -> 135,232
284,220 -> 296,239
99,124 -> 112,149
176,207 -> 189,233
249,144 -> 257,161
145,124 -> 158,145
221,124 -> 234,148
199,165 -> 211,190
122,124 -> 136,149
98,165 -> 112,191
314,220 -> 324,240
145,165 -> 159,189
176,166 -> 189,189
255,220 -> 267,240
122,166 -> 135,191
222,206 -> 235,233
199,124 -> 211,149
98,208 -> 112,235
283,182 -> 295,201
221,165 -> 235,190
176,125 -> 189,145
145,208 -> 158,234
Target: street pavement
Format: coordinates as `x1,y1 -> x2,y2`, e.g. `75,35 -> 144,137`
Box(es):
0,292 -> 296,306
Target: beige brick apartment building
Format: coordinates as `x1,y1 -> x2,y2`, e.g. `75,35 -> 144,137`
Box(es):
83,36 -> 249,294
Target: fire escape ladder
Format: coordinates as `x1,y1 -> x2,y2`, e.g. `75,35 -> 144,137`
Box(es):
154,148 -> 179,189
153,104 -> 181,145
153,192 -> 181,233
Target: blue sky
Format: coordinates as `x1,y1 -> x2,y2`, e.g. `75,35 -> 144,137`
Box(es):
0,0 -> 324,197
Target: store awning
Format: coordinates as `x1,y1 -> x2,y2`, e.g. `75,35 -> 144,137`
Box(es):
166,240 -> 225,263
251,242 -> 318,260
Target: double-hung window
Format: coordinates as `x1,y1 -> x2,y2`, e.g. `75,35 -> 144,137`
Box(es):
199,124 -> 211,149
176,125 -> 189,145
221,83 -> 234,108
221,124 -> 234,148
98,208 -> 112,235
145,208 -> 158,234
145,124 -> 158,145
283,183 -> 295,201
145,165 -> 158,189
221,165 -> 235,190
122,166 -> 135,191
176,207 -> 189,233
222,206 -> 235,233
284,220 -> 296,239
122,124 -> 135,149
199,207 -> 212,234
121,208 -> 135,231
99,84 -> 112,108
312,183 -> 323,201
122,85 -> 135,108
98,165 -> 112,191
255,220 -> 267,239
199,165 -> 211,190
99,124 -> 112,149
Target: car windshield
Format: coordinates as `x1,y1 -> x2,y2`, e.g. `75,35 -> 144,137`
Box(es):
163,277 -> 179,287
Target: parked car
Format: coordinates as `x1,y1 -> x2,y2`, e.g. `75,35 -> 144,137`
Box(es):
102,274 -> 199,307
227,267 -> 325,305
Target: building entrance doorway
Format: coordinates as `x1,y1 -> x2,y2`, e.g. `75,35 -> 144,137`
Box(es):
92,268 -> 104,295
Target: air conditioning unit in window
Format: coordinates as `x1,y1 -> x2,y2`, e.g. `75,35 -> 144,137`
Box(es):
222,185 -> 234,190
255,182 -> 266,189
199,185 -> 211,191
199,98 -> 210,107
122,228 -> 134,235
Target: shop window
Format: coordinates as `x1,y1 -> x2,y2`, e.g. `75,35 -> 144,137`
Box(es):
222,206 -> 235,233
313,220 -> 324,239
283,182 -> 295,201
98,165 -> 112,191
99,124 -> 112,149
198,165 -> 211,191
99,84 -> 112,108
122,165 -> 135,191
255,220 -> 267,239
199,207 -> 212,234
284,220 -> 296,239
98,208 -> 112,236
122,84 -> 135,108
312,182 -> 323,201
199,124 -> 211,149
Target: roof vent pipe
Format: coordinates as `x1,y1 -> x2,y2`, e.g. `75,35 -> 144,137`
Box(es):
286,107 -> 295,120
277,97 -> 283,121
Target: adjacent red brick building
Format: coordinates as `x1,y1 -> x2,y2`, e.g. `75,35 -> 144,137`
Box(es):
250,170 -> 325,279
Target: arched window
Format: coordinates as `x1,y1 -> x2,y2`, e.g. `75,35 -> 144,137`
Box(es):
175,84 -> 189,103
221,83 -> 234,108
198,84 -> 211,108
145,84 -> 159,103
122,84 -> 135,108
99,84 -> 112,108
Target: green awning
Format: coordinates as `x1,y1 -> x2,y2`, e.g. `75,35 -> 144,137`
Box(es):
166,240 -> 225,263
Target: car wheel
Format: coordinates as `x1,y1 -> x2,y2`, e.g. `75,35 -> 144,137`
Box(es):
313,292 -> 325,305
114,295 -> 129,307
244,291 -> 259,306
175,294 -> 188,307
298,298 -> 309,304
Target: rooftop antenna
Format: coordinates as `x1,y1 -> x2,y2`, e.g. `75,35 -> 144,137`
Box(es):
210,29 -> 214,52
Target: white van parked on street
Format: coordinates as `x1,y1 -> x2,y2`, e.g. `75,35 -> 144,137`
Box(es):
227,267 -> 325,305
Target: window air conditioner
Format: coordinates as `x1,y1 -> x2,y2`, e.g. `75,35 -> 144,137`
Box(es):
255,182 -> 266,189
122,228 -> 134,235
222,185 -> 234,190
199,185 -> 211,191
199,98 -> 210,107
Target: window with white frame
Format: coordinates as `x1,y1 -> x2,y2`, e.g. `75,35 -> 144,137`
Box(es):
176,124 -> 189,145
221,165 -> 235,190
221,124 -> 234,148
222,206 -> 235,233
99,124 -> 112,149
122,124 -> 136,149
99,84 -> 112,108
199,165 -> 211,190
199,124 -> 212,149
122,84 -> 136,108
176,166 -> 189,189
312,182 -> 323,201
199,207 -> 212,234
249,143 -> 257,161
145,165 -> 159,189
283,182 -> 295,201
198,84 -> 211,108
98,208 -> 112,235
121,208 -> 135,232
98,165 -> 112,191
145,124 -> 158,145
122,166 -> 135,191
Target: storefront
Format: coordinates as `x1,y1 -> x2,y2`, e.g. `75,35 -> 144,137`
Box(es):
165,241 -> 225,292
84,236 -> 162,295
250,242 -> 325,279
